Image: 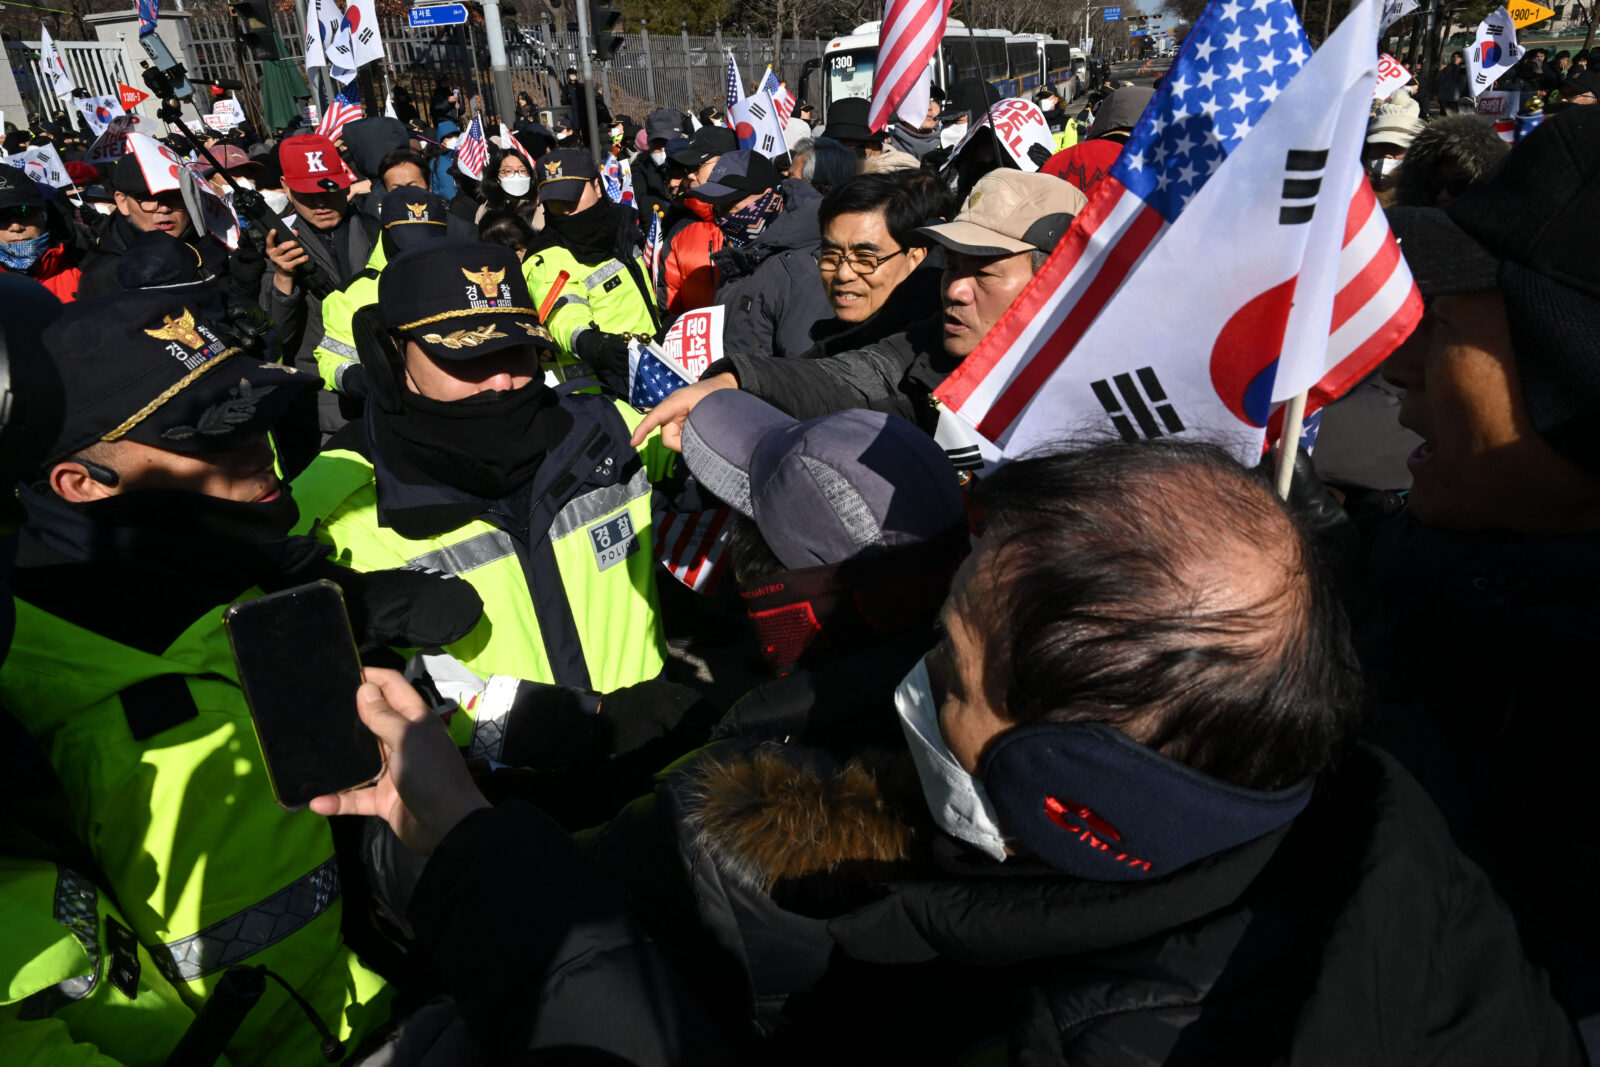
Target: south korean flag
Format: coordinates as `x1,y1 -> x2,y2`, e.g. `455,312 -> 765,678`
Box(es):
729,89 -> 791,161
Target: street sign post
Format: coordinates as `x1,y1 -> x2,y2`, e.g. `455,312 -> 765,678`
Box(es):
1104,6 -> 1123,19
1507,1 -> 1554,27
408,3 -> 469,28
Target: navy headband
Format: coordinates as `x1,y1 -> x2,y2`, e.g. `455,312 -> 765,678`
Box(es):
980,722 -> 1313,881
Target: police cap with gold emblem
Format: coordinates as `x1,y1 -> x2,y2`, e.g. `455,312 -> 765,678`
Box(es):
42,290 -> 313,464
535,148 -> 599,204
378,239 -> 554,361
378,186 -> 450,252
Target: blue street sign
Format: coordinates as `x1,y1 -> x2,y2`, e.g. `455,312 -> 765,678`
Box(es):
1103,6 -> 1122,20
408,3 -> 467,27
1130,29 -> 1147,35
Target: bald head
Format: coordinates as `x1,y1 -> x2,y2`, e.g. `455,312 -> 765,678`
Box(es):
958,439 -> 1360,790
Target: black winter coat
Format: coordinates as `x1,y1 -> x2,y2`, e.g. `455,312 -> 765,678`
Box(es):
407,798 -> 739,1064
716,179 -> 829,360
590,727 -> 1584,1067
77,212 -> 233,301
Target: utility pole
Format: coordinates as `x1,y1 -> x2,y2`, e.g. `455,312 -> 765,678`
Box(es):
1417,0 -> 1440,112
575,0 -> 603,162
480,0 -> 516,125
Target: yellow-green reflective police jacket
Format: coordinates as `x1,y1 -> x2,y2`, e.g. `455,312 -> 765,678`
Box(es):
0,859 -> 226,1065
522,240 -> 659,383
292,391 -> 676,757
0,601 -> 391,1066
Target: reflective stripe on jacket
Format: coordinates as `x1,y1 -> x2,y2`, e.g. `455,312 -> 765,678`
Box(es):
0,859 -> 218,1065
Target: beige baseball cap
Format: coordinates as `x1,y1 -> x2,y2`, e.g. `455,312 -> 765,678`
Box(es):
917,170 -> 1088,257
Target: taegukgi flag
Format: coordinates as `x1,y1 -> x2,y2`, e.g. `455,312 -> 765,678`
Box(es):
1466,6 -> 1524,97
934,0 -> 1421,468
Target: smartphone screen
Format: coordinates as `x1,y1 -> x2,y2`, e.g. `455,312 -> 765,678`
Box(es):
225,580 -> 382,810
139,35 -> 194,100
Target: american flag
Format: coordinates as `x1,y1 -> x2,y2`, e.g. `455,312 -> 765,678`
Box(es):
726,52 -> 745,110
653,506 -> 732,594
315,82 -> 364,142
455,113 -> 488,181
644,210 -> 663,285
759,66 -> 797,126
867,0 -> 952,130
935,0 -> 1420,466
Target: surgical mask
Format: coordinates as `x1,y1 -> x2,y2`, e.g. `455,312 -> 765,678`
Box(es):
1369,156 -> 1402,183
0,233 -> 53,273
443,137 -> 459,150
91,202 -> 114,216
650,149 -> 667,167
894,656 -> 1010,862
610,126 -> 623,140
233,177 -> 256,190
500,172 -> 531,196
1039,98 -> 1057,112
262,189 -> 290,215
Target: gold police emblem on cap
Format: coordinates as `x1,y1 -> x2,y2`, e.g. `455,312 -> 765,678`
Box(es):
144,308 -> 206,350
406,201 -> 429,219
462,266 -> 506,290
421,325 -> 508,349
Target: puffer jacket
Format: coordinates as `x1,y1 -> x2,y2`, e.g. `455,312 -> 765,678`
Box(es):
0,238 -> 81,301
663,197 -> 721,316
716,179 -> 828,359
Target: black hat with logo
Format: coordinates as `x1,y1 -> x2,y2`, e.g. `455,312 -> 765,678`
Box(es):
378,186 -> 451,252
42,290 -> 313,463
378,239 -> 553,361
669,125 -> 738,169
535,147 -> 600,203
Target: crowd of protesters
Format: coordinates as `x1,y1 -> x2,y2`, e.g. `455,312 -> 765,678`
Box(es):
0,34 -> 1596,1067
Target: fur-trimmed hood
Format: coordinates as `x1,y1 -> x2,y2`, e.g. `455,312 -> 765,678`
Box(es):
1392,114 -> 1510,208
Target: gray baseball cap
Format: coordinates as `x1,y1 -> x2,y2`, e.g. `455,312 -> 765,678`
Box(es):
681,391 -> 963,571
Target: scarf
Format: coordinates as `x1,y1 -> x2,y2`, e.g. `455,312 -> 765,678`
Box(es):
0,233 -> 53,273
545,196 -> 627,263
718,187 -> 784,248
366,379 -> 572,525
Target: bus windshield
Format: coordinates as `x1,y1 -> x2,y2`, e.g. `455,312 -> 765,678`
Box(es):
826,49 -> 876,106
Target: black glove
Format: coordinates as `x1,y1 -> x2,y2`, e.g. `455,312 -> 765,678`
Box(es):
574,330 -> 632,394
1027,142 -> 1054,169
312,565 -> 485,651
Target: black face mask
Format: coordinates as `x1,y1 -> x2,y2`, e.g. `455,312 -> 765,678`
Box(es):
369,377 -> 572,503
545,196 -> 622,262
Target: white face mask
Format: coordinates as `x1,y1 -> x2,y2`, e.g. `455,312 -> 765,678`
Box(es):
232,177 -> 256,190
91,202 -> 115,216
500,172 -> 531,196
443,137 -> 459,151
1375,156 -> 1402,177
1039,98 -> 1057,112
894,656 -> 1010,862
650,149 -> 667,167
610,126 -> 623,140
262,189 -> 290,215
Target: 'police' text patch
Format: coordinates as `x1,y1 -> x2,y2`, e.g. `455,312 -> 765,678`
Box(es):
589,512 -> 639,571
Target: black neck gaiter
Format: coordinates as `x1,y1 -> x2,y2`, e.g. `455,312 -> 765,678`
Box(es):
545,197 -> 625,263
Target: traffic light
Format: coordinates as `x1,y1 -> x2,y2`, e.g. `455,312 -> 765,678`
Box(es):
231,0 -> 281,61
590,4 -> 624,61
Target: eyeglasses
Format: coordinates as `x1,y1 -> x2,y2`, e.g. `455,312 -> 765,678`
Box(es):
812,246 -> 908,275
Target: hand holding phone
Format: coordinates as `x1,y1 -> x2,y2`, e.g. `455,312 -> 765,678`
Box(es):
310,668 -> 490,857
225,580 -> 384,810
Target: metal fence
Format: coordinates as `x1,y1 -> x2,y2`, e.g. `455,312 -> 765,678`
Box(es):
177,13 -> 827,129
5,39 -> 139,124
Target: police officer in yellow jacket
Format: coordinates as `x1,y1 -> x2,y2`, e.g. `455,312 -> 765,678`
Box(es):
521,150 -> 659,393
292,240 -> 684,765
0,290 -> 482,1065
308,188 -> 455,426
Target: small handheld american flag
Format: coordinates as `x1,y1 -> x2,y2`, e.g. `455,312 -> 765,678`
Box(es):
644,210 -> 663,286
726,52 -> 745,110
315,81 -> 364,142
759,67 -> 797,126
456,113 -> 488,181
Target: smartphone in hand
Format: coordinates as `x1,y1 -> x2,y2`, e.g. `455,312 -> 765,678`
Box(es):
225,580 -> 384,811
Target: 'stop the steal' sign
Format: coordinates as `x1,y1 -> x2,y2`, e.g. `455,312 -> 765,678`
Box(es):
949,98 -> 1056,173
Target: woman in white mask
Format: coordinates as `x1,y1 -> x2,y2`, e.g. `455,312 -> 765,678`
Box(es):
476,146 -> 537,222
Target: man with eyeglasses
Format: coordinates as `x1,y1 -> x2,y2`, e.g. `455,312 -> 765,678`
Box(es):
77,148 -> 231,299
632,170 -> 1085,463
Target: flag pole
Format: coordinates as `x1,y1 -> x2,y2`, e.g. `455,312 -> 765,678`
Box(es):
1274,390 -> 1308,499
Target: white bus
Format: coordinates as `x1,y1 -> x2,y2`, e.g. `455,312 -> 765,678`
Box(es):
815,20 -> 1085,119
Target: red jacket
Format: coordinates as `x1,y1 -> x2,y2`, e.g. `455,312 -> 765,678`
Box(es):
663,199 -> 722,317
1,240 -> 82,302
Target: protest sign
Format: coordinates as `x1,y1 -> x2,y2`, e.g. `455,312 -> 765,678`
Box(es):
949,98 -> 1056,172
